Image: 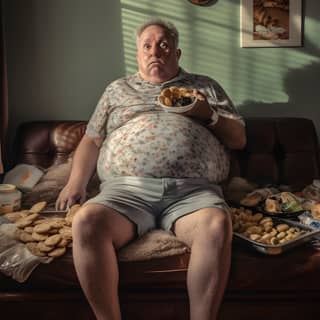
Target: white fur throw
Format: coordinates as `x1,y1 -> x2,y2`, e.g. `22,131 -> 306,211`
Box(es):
22,161 -> 190,261
118,230 -> 190,261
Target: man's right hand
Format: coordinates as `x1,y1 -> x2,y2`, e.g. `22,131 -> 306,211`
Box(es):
56,182 -> 87,211
54,134 -> 102,211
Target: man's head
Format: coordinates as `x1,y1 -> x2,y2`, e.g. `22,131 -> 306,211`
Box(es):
136,18 -> 181,83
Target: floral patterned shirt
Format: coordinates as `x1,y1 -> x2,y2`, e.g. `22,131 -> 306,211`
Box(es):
86,69 -> 244,183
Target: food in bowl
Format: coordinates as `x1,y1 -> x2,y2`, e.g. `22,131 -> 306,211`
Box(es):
158,86 -> 197,111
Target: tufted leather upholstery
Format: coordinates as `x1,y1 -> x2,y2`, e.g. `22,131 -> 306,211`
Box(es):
1,118 -> 320,320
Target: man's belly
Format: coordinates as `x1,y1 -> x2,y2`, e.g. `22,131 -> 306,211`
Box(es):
97,113 -> 230,183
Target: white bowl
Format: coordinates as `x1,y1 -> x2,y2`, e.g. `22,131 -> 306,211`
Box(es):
157,95 -> 197,113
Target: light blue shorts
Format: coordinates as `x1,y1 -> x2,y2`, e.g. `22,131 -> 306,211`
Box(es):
85,176 -> 229,236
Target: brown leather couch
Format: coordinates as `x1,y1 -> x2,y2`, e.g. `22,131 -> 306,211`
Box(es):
1,117 -> 320,320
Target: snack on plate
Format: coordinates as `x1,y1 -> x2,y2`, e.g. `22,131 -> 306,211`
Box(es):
231,207 -> 305,245
240,192 -> 263,207
302,180 -> 320,202
6,201 -> 81,258
263,192 -> 303,214
240,188 -> 276,207
311,203 -> 320,221
158,86 -> 197,107
265,197 -> 281,213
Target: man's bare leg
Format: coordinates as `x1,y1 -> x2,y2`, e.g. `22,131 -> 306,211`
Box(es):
72,204 -> 136,320
173,208 -> 232,320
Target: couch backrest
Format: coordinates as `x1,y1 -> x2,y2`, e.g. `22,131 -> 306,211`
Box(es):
14,118 -> 320,189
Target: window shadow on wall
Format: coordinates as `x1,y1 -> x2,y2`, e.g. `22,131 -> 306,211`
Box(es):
239,60 -> 320,138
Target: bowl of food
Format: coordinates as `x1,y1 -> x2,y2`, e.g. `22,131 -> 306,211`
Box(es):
157,86 -> 197,113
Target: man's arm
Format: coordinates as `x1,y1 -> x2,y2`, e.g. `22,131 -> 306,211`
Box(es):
183,98 -> 246,150
56,134 -> 103,210
208,115 -> 246,150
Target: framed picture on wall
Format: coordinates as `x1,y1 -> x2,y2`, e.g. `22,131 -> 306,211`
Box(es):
240,0 -> 302,47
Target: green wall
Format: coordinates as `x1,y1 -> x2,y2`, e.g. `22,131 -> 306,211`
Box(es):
4,0 -> 320,144
4,0 -> 125,147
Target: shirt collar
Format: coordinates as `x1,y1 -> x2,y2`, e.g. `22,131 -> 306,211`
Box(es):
133,68 -> 189,88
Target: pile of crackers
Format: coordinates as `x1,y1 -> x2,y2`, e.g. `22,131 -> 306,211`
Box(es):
2,202 -> 80,258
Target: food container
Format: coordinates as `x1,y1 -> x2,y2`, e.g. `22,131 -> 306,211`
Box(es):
157,95 -> 197,113
0,184 -> 22,214
234,217 -> 320,255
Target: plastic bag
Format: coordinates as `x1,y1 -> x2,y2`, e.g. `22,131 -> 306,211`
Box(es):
0,220 -> 52,283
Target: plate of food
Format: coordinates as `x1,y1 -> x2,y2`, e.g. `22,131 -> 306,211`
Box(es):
258,192 -> 305,218
231,206 -> 320,255
157,86 -> 198,113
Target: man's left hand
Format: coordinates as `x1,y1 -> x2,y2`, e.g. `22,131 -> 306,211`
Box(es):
182,91 -> 213,123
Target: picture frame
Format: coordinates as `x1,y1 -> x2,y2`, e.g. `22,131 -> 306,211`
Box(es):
240,0 -> 302,47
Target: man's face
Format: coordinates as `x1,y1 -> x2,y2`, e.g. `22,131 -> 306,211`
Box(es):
136,25 -> 181,83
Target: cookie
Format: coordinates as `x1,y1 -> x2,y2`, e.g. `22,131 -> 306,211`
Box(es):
34,222 -> 52,234
311,203 -> 320,220
24,226 -> 34,234
44,234 -> 62,247
26,242 -> 46,257
32,231 -> 49,241
240,192 -> 263,207
57,237 -> 70,248
16,215 -> 38,228
38,241 -> 54,253
19,231 -> 35,243
32,218 -> 48,225
59,227 -> 73,241
14,229 -> 24,240
49,218 -> 66,229
48,228 -> 60,234
65,204 -> 81,225
48,246 -> 66,257
4,212 -> 26,223
30,201 -> 47,213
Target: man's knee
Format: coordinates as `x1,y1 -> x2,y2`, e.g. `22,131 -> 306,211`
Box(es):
72,204 -> 137,248
72,204 -> 112,243
174,208 -> 232,246
205,209 -> 232,234
193,208 -> 233,244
